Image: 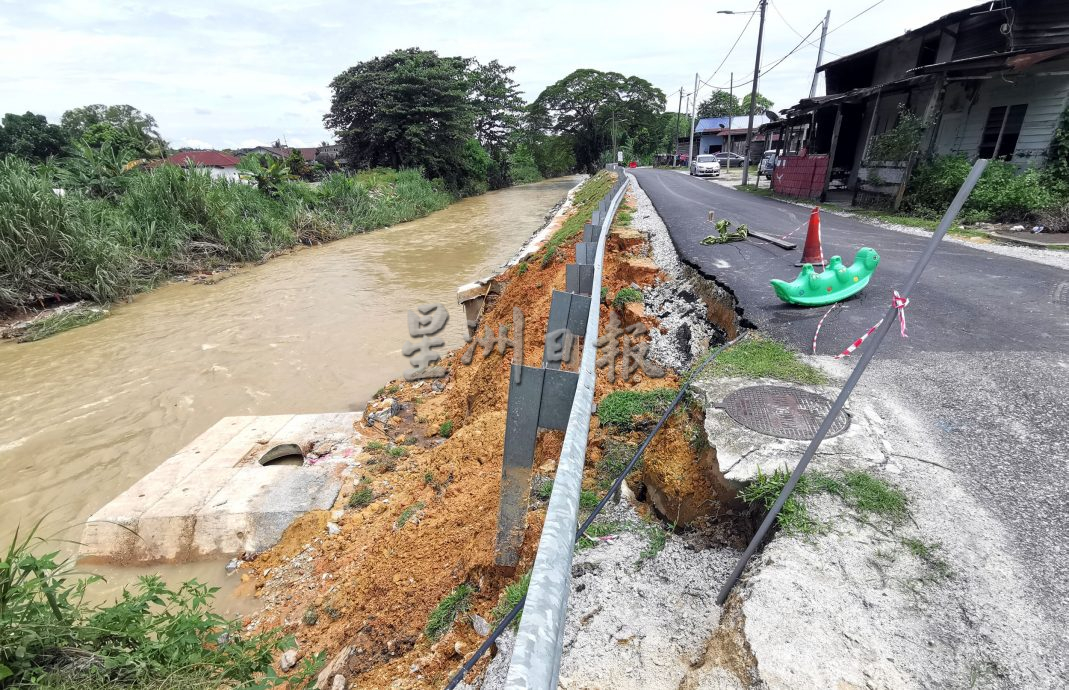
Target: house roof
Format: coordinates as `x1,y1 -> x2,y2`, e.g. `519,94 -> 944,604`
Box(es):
816,2 -> 992,74
255,146 -> 319,162
695,115 -> 771,133
165,151 -> 240,168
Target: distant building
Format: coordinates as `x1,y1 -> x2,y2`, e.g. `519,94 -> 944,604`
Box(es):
768,0 -> 1069,204
161,151 -> 241,181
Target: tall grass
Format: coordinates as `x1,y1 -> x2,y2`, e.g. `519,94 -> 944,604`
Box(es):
0,523 -> 312,689
0,158 -> 453,312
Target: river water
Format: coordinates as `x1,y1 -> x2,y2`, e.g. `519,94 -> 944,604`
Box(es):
0,176 -> 578,609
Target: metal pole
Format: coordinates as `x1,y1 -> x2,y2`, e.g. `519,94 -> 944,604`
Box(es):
688,72 -> 699,169
809,10 -> 830,99
727,72 -> 733,171
741,0 -> 767,187
716,158 -> 990,606
673,87 -> 683,166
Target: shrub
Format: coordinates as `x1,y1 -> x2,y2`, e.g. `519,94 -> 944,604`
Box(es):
905,155 -> 1062,222
0,524 -> 299,688
348,485 -> 374,509
438,420 -> 454,438
866,107 -> 925,162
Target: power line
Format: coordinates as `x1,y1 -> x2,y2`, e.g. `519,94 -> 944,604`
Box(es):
770,0 -> 840,58
827,0 -> 888,35
695,0 -> 760,94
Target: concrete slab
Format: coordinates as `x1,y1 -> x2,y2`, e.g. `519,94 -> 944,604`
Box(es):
692,375 -> 882,493
80,412 -> 362,564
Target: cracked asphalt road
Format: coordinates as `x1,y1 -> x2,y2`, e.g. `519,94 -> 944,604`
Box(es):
631,167 -> 1069,637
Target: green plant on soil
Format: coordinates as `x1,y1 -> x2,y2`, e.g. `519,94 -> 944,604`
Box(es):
740,466 -> 829,534
708,338 -> 826,384
596,388 -> 677,429
540,171 -> 615,266
600,286 -> 608,303
348,485 -> 374,509
517,261 -> 528,275
612,286 -> 643,308
579,490 -> 599,511
0,522 -> 311,689
491,571 -> 530,626
387,445 -> 408,458
902,537 -> 953,582
536,479 -> 553,500
438,420 -> 454,438
596,441 -> 637,491
396,501 -> 425,529
839,470 -> 909,521
365,440 -> 385,452
382,384 -> 400,395
425,583 -> 474,641
15,306 -> 107,342
576,519 -> 626,551
616,207 -> 633,226
636,523 -> 669,566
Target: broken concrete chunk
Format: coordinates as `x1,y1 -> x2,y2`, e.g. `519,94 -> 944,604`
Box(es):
279,648 -> 298,671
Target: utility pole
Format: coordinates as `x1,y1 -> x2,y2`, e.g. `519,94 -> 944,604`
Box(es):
740,0 -> 767,187
673,87 -> 683,166
727,72 -> 734,163
687,72 -> 699,170
810,10 -> 831,99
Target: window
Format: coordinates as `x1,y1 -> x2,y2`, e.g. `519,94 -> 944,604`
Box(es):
916,34 -> 940,68
978,104 -> 1027,159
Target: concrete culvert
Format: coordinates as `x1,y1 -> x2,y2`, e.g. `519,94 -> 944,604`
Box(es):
259,443 -> 306,467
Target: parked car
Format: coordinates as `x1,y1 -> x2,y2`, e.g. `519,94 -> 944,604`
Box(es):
712,151 -> 747,168
689,154 -> 721,177
759,150 -> 779,179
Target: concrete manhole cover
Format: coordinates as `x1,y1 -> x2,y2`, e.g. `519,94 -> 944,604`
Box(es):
718,385 -> 850,440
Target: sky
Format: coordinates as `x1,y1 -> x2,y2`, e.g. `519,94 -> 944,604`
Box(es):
0,0 -> 975,150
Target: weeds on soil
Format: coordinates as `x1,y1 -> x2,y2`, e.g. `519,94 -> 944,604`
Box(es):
438,420 -> 454,438
576,520 -> 626,551
597,388 -> 677,429
396,502 -> 425,529
425,584 -> 473,641
612,286 -> 643,309
708,338 -> 827,384
491,571 -> 530,627
540,172 -> 615,267
348,484 -> 374,509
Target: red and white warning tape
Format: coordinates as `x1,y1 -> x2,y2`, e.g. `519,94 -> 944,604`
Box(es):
811,304 -> 838,355
777,221 -> 806,242
830,290 -> 910,359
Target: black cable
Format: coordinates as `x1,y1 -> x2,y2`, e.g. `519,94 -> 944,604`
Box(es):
443,332 -> 749,689
697,1 -> 760,93
827,0 -> 888,36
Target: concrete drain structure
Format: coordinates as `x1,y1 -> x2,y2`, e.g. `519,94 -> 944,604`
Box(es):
717,385 -> 850,440
80,412 -> 361,564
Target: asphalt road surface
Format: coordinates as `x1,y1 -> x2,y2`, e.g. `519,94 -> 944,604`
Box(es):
631,167 -> 1069,635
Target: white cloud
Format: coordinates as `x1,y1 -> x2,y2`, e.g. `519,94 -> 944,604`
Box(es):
2,0 -> 975,147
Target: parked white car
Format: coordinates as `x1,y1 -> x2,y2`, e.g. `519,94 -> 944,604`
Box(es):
690,154 -> 722,177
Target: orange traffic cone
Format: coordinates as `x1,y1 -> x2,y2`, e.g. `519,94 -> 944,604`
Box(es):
796,207 -> 826,268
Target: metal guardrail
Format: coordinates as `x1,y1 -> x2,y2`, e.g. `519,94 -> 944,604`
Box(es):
503,166 -> 629,689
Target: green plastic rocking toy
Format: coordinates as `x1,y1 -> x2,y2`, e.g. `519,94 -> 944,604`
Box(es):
771,247 -> 880,306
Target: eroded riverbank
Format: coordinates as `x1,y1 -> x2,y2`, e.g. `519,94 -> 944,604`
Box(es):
0,177 -> 581,583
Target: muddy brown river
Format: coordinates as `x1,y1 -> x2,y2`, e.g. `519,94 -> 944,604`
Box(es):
0,176 -> 579,610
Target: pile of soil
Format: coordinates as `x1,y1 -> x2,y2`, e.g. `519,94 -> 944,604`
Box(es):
240,177 -> 731,689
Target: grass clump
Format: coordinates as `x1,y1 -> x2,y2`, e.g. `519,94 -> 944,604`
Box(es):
576,519 -> 626,550
425,583 -> 473,641
396,501 -> 425,529
740,466 -> 826,534
491,571 -> 530,625
902,537 -> 953,581
15,306 -> 107,342
596,441 -> 636,491
517,261 -> 528,275
708,338 -> 826,384
841,470 -> 908,521
0,523 -> 316,689
536,479 -> 553,500
596,388 -> 677,429
365,440 -> 386,452
386,445 -> 408,458
612,286 -> 643,308
438,420 -> 454,438
579,490 -> 600,511
348,484 -> 374,509
637,523 -> 668,565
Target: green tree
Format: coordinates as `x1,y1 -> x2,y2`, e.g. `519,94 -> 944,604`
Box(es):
529,69 -> 665,172
285,148 -> 312,180
507,143 -> 542,184
0,112 -> 70,162
61,104 -> 165,157
238,154 -> 292,197
741,93 -> 774,115
325,48 -> 475,191
525,131 -> 576,178
469,60 -> 525,188
697,92 -> 742,118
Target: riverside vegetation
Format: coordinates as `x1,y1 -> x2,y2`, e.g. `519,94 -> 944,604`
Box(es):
0,156 -> 452,314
